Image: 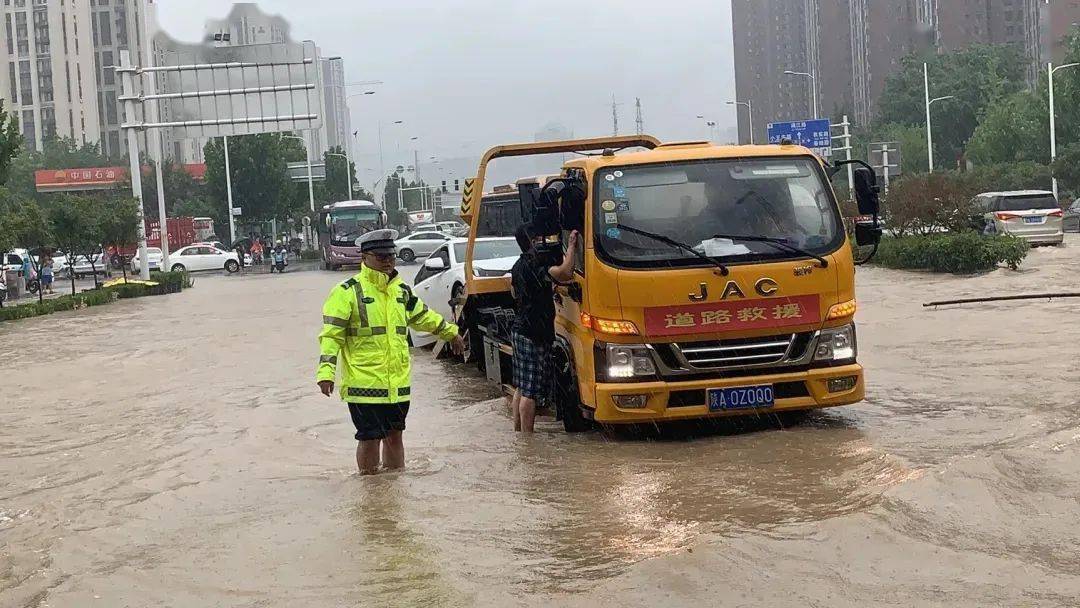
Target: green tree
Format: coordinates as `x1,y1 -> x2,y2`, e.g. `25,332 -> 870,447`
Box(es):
100,197 -> 140,282
4,199 -> 52,303
204,134 -> 297,224
850,123 -> 930,175
48,195 -> 104,292
4,135 -> 115,202
965,89 -> 1048,165
877,45 -> 1027,167
0,99 -> 21,185
138,160 -> 204,219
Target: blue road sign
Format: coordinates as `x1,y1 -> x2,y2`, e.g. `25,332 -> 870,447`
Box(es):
766,119 -> 832,157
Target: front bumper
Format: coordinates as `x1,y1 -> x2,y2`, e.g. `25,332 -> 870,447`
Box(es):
591,363 -> 864,424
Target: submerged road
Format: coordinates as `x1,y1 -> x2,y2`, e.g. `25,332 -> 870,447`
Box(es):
2,239 -> 1080,607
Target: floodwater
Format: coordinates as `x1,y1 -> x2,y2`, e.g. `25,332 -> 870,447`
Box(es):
2,237 -> 1080,607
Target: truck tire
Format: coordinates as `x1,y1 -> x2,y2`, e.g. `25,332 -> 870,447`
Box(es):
553,344 -> 593,433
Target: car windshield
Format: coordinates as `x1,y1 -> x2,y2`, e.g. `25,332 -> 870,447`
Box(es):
594,158 -> 843,267
454,240 -> 520,262
999,194 -> 1058,211
331,209 -> 382,244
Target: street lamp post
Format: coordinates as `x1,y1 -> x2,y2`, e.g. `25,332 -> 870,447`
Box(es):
1049,61 -> 1080,200
784,70 -> 818,119
923,62 -> 955,173
726,100 -> 755,144
695,115 -> 718,141
344,90 -> 376,200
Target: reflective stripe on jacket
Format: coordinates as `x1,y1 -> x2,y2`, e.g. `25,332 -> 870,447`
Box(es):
317,264 -> 458,404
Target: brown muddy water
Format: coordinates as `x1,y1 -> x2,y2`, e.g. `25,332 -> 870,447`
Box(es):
2,238 -> 1080,607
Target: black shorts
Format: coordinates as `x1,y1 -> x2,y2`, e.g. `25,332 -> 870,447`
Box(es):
348,402 -> 410,441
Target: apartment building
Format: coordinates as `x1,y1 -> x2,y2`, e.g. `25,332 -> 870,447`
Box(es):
1,0 -> 101,152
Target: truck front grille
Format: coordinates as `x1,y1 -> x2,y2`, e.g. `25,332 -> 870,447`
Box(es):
673,334 -> 797,370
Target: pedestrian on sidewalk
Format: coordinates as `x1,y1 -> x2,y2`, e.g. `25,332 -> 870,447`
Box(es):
316,229 -> 465,475
39,253 -> 54,294
508,224 -> 579,433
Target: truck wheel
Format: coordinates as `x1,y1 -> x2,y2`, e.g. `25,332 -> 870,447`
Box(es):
399,248 -> 415,263
553,345 -> 593,433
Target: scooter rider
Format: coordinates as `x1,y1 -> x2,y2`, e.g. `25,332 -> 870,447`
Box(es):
316,229 -> 465,475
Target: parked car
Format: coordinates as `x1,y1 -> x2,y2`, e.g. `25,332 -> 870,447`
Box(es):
167,245 -> 241,273
1063,198 -> 1080,233
971,190 -> 1064,245
130,247 -> 164,273
395,230 -> 453,263
436,220 -> 468,236
2,249 -> 30,275
409,237 -> 520,347
193,242 -> 251,265
67,252 -> 112,279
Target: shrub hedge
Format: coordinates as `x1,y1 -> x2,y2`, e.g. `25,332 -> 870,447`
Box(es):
0,270 -> 192,322
874,232 -> 1029,274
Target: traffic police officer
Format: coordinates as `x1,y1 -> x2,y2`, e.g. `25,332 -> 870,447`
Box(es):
317,229 -> 464,475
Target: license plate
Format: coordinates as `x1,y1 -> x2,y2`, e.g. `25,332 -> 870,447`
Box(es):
1024,216 -> 1043,224
708,385 -> 775,411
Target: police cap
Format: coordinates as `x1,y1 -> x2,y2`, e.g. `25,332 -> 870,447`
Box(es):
355,229 -> 399,254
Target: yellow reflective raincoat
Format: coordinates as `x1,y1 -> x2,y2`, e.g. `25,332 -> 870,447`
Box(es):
317,265 -> 459,404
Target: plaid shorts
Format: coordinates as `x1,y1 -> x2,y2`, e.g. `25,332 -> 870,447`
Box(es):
512,329 -> 551,400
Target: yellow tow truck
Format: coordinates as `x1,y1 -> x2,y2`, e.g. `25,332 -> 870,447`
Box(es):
456,135 -> 882,431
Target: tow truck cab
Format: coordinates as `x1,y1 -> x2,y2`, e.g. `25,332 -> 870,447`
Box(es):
459,136 -> 881,431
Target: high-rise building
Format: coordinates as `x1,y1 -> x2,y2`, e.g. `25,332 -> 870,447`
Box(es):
1041,0 -> 1080,64
90,0 -> 155,159
733,0 -> 1062,140
1,0 -> 102,152
322,56 -> 350,153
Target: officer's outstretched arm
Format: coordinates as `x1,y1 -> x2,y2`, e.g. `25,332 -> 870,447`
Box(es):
317,288 -> 351,382
406,293 -> 459,341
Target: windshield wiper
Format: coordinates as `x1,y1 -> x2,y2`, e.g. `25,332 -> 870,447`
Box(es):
615,223 -> 729,276
709,233 -> 828,268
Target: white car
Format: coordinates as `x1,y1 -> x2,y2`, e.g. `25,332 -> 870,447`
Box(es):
67,252 -> 112,279
167,245 -> 241,274
395,230 -> 454,263
409,237 -> 520,347
130,247 -> 164,273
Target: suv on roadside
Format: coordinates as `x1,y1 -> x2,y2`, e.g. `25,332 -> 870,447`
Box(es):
971,190 -> 1064,246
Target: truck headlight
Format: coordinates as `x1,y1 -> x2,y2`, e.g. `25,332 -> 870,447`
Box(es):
813,324 -> 857,362
599,343 -> 657,381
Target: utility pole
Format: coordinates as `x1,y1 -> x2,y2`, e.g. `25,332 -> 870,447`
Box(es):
119,50 -> 150,280
635,98 -> 644,136
140,5 -> 170,269
224,135 -> 236,245
611,94 -> 621,136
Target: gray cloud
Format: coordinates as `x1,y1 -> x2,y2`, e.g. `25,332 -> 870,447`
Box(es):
156,0 -> 736,179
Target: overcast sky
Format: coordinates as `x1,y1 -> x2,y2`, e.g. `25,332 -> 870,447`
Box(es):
156,0 -> 737,176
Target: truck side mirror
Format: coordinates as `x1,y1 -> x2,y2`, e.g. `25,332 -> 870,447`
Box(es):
854,221 -> 882,247
853,166 -> 880,216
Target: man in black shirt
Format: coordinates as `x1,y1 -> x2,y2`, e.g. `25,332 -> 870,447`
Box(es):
509,224 -> 579,432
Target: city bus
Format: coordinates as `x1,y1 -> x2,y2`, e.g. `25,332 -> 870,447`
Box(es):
317,200 -> 387,270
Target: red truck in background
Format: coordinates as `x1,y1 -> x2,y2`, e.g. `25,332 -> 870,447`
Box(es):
108,217 -> 200,267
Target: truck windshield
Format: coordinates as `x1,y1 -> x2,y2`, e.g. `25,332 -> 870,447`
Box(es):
594,158 -> 843,267
330,210 -> 382,245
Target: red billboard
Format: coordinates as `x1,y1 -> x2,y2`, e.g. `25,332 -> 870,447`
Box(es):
35,164 -> 207,193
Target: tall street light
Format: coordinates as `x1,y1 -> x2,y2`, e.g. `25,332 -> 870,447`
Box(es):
923,62 -> 955,173
343,90 -> 376,199
696,115 -> 718,141
1049,61 -> 1080,200
784,70 -> 819,119
726,100 -> 755,144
